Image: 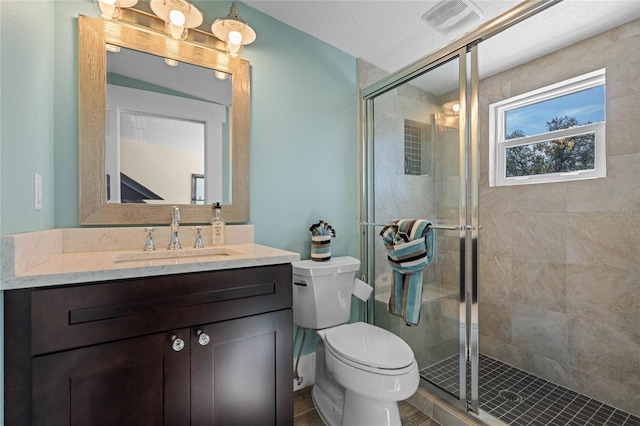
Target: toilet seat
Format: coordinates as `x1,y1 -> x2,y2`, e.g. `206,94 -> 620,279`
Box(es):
323,322 -> 415,375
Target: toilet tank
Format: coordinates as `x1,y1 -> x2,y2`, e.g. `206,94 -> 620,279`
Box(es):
292,256 -> 361,329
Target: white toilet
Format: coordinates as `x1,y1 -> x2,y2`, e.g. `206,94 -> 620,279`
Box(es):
292,256 -> 419,426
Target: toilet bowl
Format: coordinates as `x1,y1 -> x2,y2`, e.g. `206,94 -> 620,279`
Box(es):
292,257 -> 419,426
320,322 -> 419,426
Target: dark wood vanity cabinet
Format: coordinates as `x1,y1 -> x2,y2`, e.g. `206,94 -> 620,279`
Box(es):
32,328 -> 190,425
5,264 -> 294,426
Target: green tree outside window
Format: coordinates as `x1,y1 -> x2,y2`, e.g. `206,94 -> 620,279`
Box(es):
505,115 -> 595,177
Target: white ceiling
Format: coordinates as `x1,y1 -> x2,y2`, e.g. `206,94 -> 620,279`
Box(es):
107,47 -> 233,105
244,0 -> 640,79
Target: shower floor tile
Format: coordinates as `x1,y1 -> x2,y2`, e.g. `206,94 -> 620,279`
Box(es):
420,354 -> 639,426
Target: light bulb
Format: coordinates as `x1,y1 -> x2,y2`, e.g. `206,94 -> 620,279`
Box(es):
169,9 -> 186,26
452,103 -> 460,113
166,22 -> 187,40
214,70 -> 229,80
226,42 -> 243,58
228,30 -> 243,45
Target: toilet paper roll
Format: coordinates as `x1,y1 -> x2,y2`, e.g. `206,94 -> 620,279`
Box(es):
352,278 -> 373,302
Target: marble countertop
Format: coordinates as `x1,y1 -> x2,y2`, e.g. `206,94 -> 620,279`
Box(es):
1,226 -> 300,290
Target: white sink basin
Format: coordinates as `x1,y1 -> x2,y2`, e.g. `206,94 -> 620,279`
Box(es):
113,247 -> 242,263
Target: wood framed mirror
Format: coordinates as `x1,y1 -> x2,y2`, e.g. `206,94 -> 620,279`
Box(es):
78,10 -> 249,225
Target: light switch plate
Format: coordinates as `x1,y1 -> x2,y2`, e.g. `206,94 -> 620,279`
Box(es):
34,173 -> 42,210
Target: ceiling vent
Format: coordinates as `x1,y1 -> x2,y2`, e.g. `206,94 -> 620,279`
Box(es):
422,0 -> 483,35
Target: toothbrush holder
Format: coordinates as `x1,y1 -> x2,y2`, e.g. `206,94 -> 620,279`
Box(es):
310,235 -> 331,261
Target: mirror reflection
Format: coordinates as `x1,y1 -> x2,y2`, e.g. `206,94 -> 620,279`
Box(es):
106,47 -> 232,205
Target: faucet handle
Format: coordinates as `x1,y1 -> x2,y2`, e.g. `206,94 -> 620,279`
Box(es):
192,227 -> 204,249
142,227 -> 156,252
171,206 -> 180,222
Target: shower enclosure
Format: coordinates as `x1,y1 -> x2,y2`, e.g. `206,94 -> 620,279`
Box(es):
361,42 -> 481,414
360,1 -> 639,425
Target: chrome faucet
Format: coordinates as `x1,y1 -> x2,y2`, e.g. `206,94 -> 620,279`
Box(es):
168,206 -> 182,250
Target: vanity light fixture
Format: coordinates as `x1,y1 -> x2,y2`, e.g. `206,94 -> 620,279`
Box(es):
96,0 -> 138,20
211,2 -> 256,58
150,0 -> 204,40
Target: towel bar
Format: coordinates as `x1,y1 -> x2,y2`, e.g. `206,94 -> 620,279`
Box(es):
360,222 -> 460,231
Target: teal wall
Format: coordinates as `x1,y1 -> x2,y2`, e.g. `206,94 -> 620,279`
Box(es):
236,4 -> 360,259
1,1 -> 359,419
1,1 -> 57,421
1,0 -> 57,234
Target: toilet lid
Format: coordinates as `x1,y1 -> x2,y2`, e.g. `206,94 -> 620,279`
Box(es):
323,322 -> 415,370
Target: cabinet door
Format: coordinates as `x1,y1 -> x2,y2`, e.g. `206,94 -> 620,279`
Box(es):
191,309 -> 293,426
32,329 -> 191,426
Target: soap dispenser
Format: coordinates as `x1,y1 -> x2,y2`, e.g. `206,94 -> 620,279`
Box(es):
211,202 -> 226,245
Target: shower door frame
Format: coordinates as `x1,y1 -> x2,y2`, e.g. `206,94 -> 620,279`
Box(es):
359,0 -> 563,417
360,44 -> 477,413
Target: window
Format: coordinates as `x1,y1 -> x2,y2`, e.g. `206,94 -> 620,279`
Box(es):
489,69 -> 606,186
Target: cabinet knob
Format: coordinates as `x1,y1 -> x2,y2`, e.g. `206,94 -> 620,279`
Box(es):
197,330 -> 210,346
171,335 -> 185,352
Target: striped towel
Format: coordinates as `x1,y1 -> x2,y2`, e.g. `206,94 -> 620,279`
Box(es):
380,219 -> 435,326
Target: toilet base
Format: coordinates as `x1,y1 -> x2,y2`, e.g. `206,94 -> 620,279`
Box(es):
312,384 -> 343,426
342,389 -> 401,426
312,339 -> 345,426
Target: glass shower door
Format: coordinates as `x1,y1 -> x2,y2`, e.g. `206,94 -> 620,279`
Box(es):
361,46 -> 478,411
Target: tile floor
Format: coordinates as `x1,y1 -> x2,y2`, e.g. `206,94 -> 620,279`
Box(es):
421,354 -> 640,426
293,385 -> 440,426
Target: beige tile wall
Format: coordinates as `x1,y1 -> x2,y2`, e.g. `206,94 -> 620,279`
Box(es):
478,19 -> 640,415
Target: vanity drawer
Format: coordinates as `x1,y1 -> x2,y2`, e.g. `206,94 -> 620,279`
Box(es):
30,263 -> 292,355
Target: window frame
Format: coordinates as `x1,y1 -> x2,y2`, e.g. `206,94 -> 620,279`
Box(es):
489,68 -> 606,187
